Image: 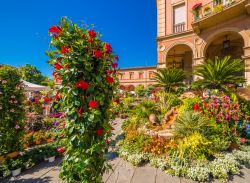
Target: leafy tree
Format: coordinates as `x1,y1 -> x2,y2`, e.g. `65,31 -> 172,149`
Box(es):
194,56 -> 246,89
152,68 -> 185,92
19,64 -> 47,85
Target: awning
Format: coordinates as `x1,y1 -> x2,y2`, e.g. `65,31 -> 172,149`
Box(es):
21,80 -> 50,91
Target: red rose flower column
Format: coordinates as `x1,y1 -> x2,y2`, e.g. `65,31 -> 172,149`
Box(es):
47,18 -> 118,182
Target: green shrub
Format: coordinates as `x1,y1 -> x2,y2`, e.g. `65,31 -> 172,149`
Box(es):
133,100 -> 158,119
233,146 -> 250,166
135,84 -> 146,97
178,96 -> 201,114
156,91 -> 182,114
174,111 -> 213,138
172,133 -> 213,160
239,99 -> 250,116
0,66 -> 25,155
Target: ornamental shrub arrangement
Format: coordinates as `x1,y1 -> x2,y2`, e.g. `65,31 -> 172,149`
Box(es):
47,17 -> 118,182
0,66 -> 25,156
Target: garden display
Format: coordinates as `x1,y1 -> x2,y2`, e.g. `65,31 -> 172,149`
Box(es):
116,88 -> 250,182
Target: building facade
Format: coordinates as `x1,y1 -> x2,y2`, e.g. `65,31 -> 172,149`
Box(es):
157,0 -> 250,84
118,66 -> 157,87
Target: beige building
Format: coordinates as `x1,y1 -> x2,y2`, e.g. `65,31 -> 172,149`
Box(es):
118,66 -> 157,87
157,0 -> 250,84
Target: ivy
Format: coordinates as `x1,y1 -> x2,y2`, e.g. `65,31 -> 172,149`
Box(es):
47,17 -> 118,182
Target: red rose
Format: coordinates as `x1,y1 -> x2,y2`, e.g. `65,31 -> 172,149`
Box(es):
106,76 -> 114,84
94,50 -> 102,58
89,100 -> 98,109
54,63 -> 63,70
88,30 -> 96,38
75,81 -> 89,90
61,46 -> 70,54
57,147 -> 65,154
104,43 -> 112,53
111,62 -> 118,69
49,26 -> 62,34
96,129 -> 103,136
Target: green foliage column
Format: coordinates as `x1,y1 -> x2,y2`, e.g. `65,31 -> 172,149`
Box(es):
47,18 -> 118,182
0,66 -> 25,155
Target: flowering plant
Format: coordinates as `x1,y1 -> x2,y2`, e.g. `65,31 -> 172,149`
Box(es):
46,17 -> 118,182
0,66 -> 25,155
194,95 -> 247,123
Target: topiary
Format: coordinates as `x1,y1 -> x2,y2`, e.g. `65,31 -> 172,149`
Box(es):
46,17 -> 118,182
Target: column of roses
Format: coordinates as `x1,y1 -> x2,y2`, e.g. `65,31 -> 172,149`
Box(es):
47,17 -> 118,182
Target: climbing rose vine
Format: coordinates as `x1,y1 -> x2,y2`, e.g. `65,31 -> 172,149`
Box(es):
47,17 -> 118,182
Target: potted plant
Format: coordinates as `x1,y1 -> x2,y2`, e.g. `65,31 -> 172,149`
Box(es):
192,3 -> 202,20
203,6 -> 212,16
0,162 -> 9,178
44,147 -> 56,163
7,157 -> 23,176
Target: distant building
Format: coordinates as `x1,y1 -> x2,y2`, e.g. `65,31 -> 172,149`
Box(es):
117,66 -> 157,87
156,0 -> 250,84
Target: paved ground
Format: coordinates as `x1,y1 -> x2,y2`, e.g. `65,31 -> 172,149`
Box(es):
2,118 -> 250,183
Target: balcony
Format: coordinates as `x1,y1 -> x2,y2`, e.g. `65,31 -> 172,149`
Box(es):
173,22 -> 185,34
192,0 -> 250,34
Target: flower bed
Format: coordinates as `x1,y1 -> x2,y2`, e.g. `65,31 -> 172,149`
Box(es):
117,90 -> 250,182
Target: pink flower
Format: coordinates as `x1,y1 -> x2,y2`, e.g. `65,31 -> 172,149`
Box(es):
15,125 -> 20,129
240,138 -> 246,143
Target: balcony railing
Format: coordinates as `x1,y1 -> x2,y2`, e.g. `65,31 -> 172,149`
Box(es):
193,0 -> 242,21
173,22 -> 185,34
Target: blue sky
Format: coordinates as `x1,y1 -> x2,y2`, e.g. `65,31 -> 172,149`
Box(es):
0,0 -> 157,77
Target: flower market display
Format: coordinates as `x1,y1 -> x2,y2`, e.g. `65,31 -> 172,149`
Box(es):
47,17 -> 118,182
115,84 -> 250,182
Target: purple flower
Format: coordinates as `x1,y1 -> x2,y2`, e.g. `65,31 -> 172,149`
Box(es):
53,121 -> 60,127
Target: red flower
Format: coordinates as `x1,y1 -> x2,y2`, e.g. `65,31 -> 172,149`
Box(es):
115,55 -> 119,61
106,76 -> 114,84
53,34 -> 58,40
193,103 -> 200,111
75,81 -> 89,90
54,63 -> 63,70
96,129 -> 103,136
55,91 -> 61,100
44,97 -> 52,103
192,3 -> 202,10
88,30 -> 96,38
61,46 -> 70,54
94,50 -> 102,58
111,62 -> 118,69
114,99 -> 120,104
89,100 -> 98,109
78,107 -> 85,114
49,26 -> 62,34
104,43 -> 112,53
57,147 -> 65,154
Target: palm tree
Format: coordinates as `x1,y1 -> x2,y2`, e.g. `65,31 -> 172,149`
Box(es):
194,56 -> 246,89
152,68 -> 185,92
